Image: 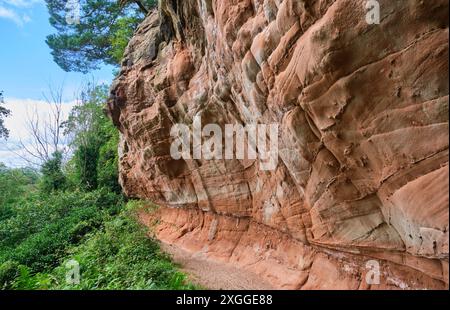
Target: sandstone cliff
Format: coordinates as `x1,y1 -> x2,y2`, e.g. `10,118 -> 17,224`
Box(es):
108,0 -> 449,289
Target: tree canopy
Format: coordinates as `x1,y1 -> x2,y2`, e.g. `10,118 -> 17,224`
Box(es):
45,0 -> 157,73
63,84 -> 120,192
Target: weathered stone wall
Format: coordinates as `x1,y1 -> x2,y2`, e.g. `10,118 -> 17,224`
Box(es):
108,0 -> 449,289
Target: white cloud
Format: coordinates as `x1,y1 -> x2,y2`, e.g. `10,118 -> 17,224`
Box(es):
0,5 -> 29,26
0,0 -> 42,8
0,0 -> 42,26
0,97 -> 76,167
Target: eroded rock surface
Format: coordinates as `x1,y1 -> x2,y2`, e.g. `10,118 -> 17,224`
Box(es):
108,0 -> 449,289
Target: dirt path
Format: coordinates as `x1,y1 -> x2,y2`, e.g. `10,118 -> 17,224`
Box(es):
161,242 -> 275,290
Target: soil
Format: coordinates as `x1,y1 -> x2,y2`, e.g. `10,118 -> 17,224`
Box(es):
161,242 -> 275,290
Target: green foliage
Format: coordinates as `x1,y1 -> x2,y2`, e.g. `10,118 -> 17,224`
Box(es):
10,265 -> 43,290
47,202 -> 196,290
0,198 -> 196,290
40,152 -> 66,193
74,141 -> 100,190
2,264 -> 54,290
0,189 -> 123,274
0,164 -> 39,220
109,16 -> 141,64
45,0 -> 157,73
0,260 -> 20,289
97,121 -> 121,193
63,84 -> 120,192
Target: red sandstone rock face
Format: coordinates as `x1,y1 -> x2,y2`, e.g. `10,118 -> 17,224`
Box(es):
108,0 -> 449,289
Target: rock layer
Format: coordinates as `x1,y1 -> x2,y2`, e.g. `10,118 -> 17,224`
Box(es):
108,0 -> 449,289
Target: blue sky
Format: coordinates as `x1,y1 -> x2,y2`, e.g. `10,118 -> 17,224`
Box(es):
0,0 -> 115,166
0,0 -> 114,100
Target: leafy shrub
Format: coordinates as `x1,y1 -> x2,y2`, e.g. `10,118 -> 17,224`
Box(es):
0,260 -> 20,289
0,164 -> 39,221
0,190 -> 123,275
63,85 -> 120,194
96,122 -> 121,194
40,152 -> 66,193
0,196 -> 196,290
46,203 -> 197,290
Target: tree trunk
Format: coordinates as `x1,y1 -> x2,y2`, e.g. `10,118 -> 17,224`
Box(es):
134,0 -> 149,14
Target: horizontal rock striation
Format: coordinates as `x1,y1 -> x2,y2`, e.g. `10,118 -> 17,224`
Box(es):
108,0 -> 449,289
